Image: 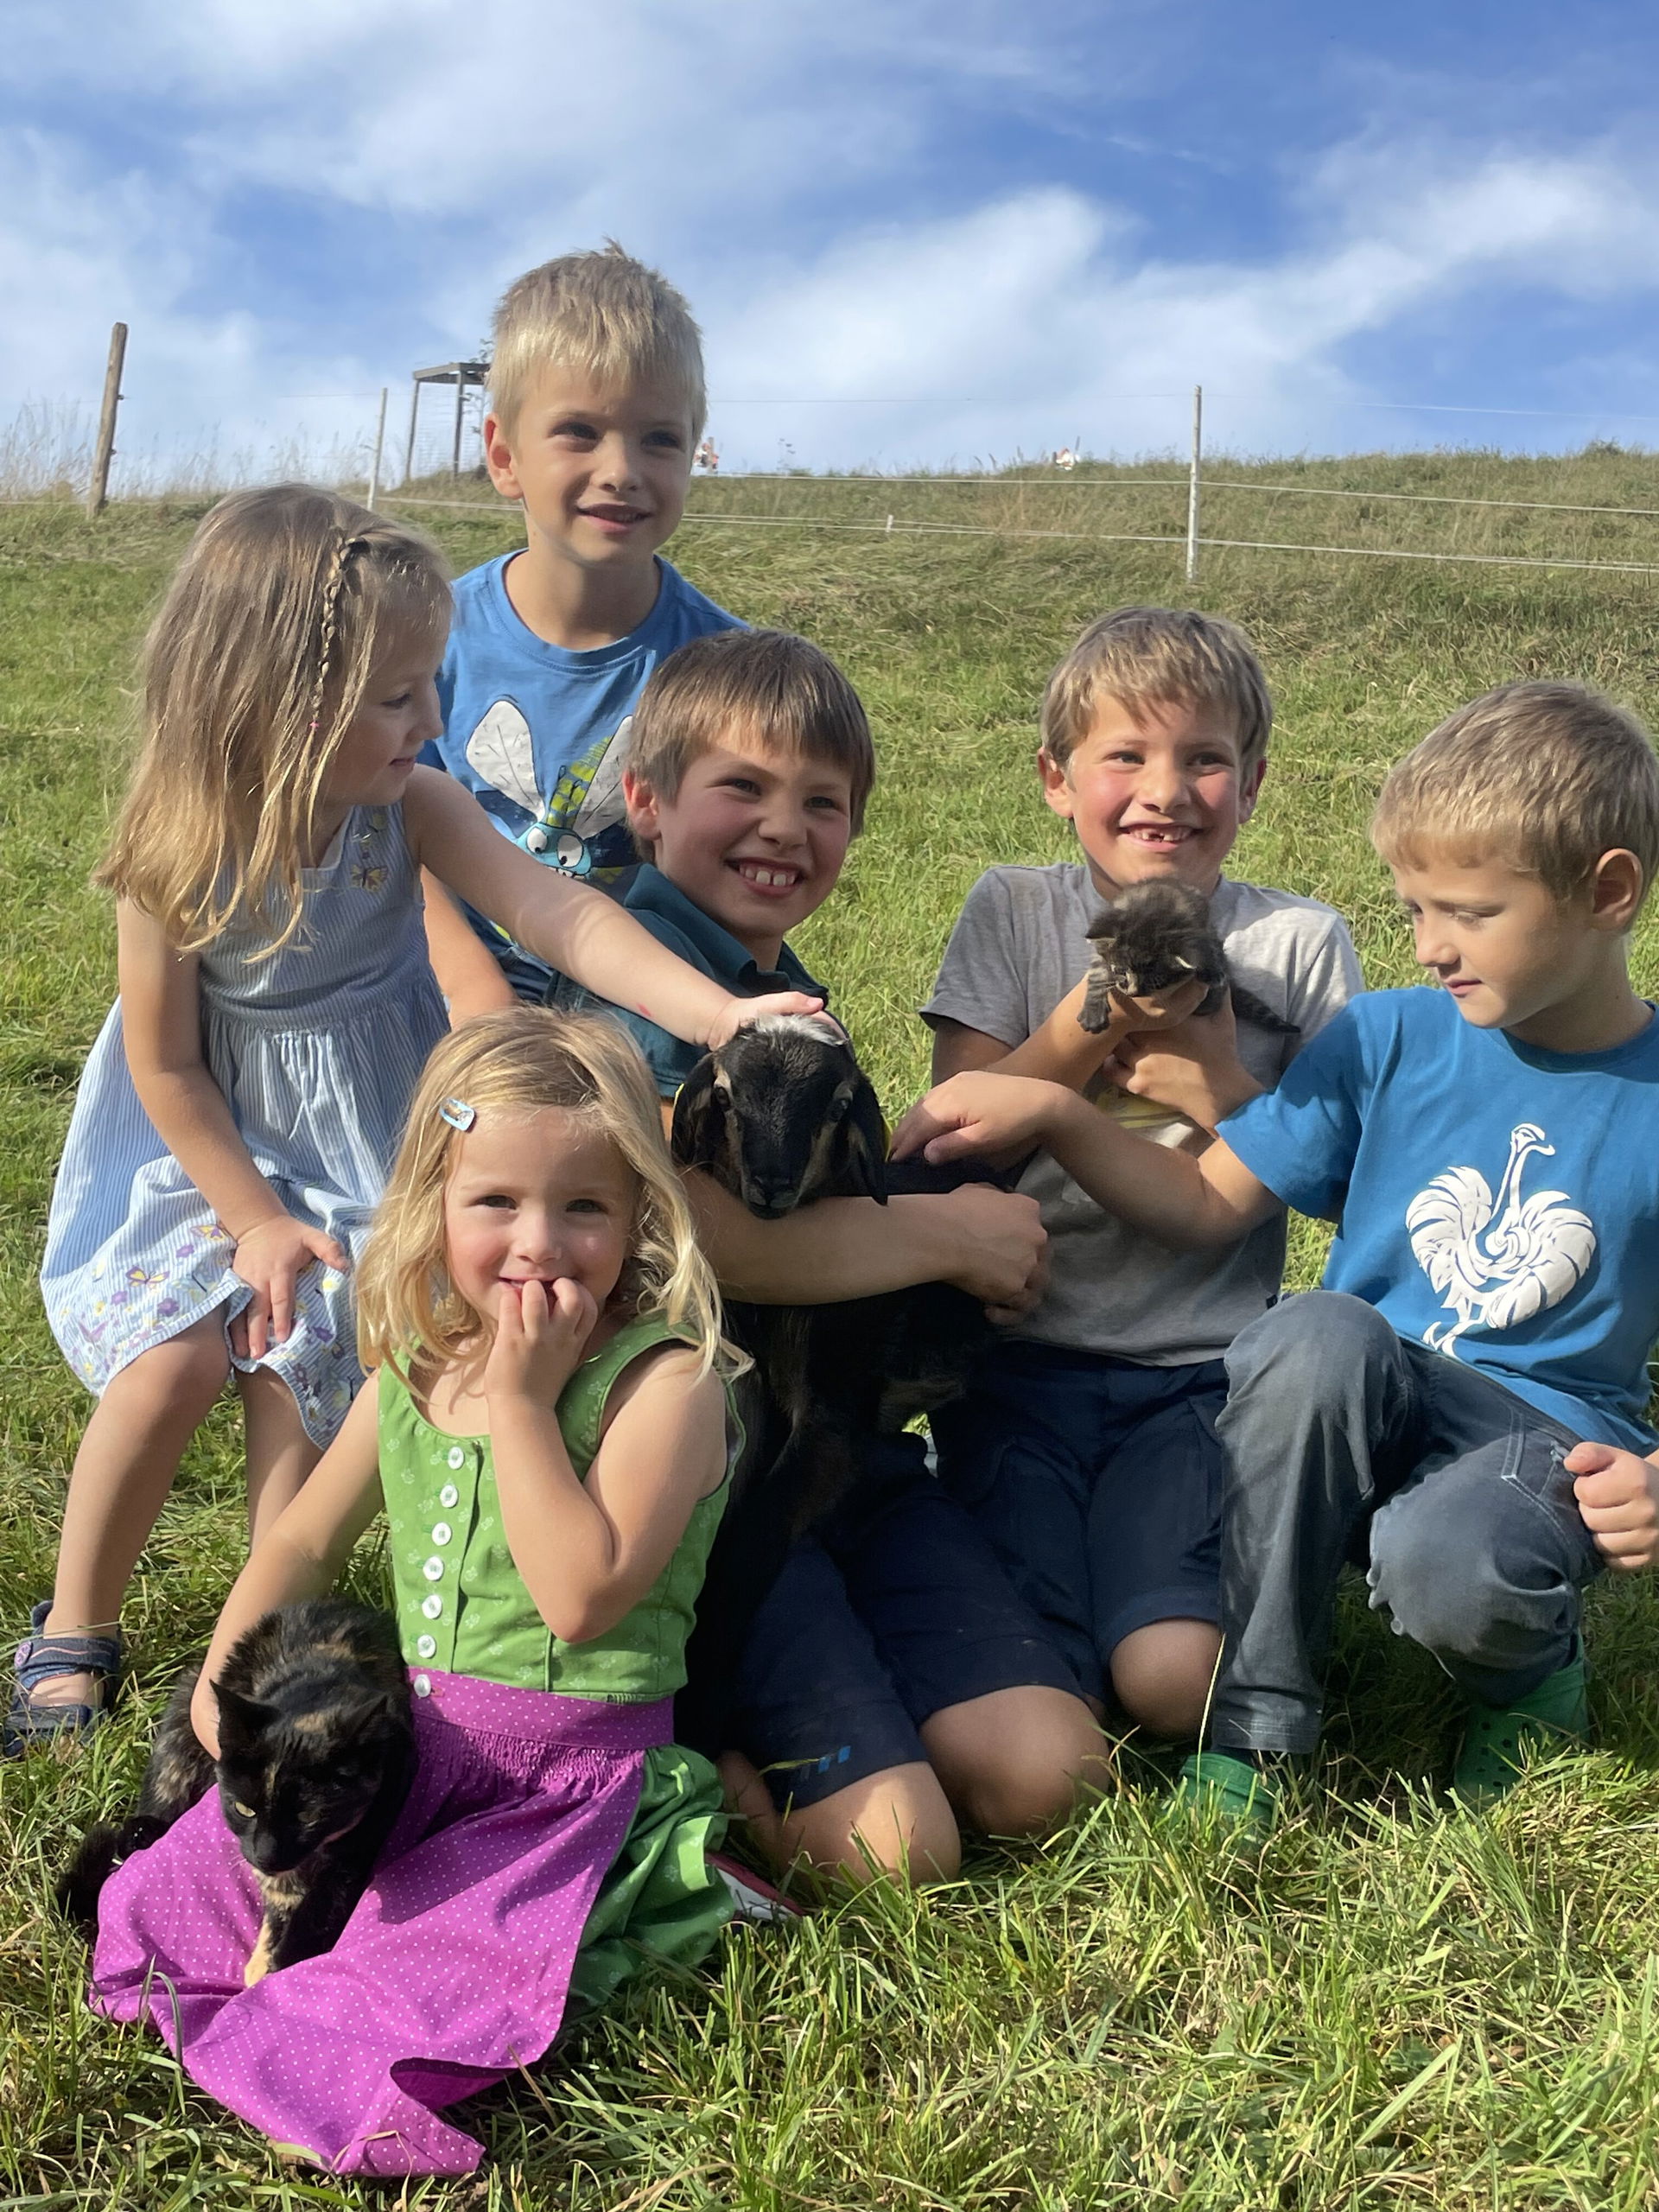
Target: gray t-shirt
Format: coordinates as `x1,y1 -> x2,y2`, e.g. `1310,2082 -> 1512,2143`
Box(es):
921,863 -> 1363,1364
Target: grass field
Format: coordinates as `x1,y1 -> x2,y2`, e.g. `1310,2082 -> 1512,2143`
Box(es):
4,458 -> 1659,2208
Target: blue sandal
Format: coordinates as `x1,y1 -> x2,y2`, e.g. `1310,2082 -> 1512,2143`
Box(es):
5,1602 -> 123,1755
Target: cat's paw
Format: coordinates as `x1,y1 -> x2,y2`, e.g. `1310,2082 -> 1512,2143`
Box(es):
244,1929 -> 273,1987
1077,970 -> 1116,1033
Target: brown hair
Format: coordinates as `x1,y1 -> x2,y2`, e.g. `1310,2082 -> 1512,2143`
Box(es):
1039,606 -> 1273,776
355,1007 -> 732,1379
625,628 -> 876,834
1372,680 -> 1659,907
96,485 -> 449,957
489,241 -> 706,438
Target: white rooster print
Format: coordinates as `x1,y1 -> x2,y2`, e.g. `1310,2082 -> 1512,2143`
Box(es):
1406,1122 -> 1596,1355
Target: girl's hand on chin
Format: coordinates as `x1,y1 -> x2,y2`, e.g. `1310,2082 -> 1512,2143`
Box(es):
483,1276 -> 599,1408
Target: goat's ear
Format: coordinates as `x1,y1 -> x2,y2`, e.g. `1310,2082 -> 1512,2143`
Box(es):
671,1056 -> 727,1177
841,1078 -> 890,1205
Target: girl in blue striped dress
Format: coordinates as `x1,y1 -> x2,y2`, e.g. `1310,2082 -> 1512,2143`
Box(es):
18,485 -> 814,1751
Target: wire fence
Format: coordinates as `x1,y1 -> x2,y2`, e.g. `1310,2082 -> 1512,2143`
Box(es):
385,479 -> 1659,583
10,341 -> 1659,585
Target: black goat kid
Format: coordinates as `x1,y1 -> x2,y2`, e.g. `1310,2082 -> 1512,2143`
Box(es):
671,1014 -> 996,1732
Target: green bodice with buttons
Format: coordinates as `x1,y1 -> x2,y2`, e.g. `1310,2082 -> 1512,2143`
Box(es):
377,1315 -> 730,1700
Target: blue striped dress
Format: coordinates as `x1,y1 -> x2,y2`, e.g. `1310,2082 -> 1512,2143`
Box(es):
41,805 -> 447,1446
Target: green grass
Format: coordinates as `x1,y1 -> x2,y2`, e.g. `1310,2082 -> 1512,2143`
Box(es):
5,462 -> 1659,2206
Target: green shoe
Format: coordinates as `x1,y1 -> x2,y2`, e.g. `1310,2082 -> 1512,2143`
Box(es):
1170,1751 -> 1281,1834
1451,1653 -> 1590,1808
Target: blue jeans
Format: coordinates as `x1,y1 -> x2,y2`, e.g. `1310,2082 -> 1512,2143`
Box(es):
1208,1292 -> 1604,1757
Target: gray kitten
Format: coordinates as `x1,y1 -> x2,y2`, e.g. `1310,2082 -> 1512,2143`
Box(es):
1080,880 -> 1298,1038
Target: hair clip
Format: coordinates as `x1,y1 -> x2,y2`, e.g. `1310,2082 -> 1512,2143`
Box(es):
438,1097 -> 476,1132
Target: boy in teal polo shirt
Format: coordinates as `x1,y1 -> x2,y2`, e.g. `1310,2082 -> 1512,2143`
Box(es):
555,835 -> 826,1096
557,626 -> 1108,1885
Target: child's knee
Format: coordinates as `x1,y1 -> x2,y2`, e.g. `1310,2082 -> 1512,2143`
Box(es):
923,1688 -> 1107,1838
732,1760 -> 962,1885
1110,1618 -> 1223,1740
116,1319 -> 230,1415
1228,1290 -> 1395,1397
1369,1464 -> 1580,1661
790,1765 -> 962,1885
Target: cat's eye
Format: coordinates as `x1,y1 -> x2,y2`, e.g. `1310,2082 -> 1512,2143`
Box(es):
232,1800 -> 256,1818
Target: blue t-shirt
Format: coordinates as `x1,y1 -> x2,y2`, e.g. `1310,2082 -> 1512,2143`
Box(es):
426,552 -> 741,994
1223,987 -> 1659,1449
550,865 -> 827,1096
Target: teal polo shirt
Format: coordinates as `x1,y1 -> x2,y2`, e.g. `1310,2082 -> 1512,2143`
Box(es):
549,864 -> 829,1096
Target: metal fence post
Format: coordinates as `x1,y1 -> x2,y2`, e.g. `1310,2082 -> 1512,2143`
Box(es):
1185,383 -> 1203,583
403,379 -> 420,486
365,387 -> 388,510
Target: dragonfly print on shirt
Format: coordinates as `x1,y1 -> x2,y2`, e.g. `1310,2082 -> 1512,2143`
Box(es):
463,701 -> 632,880
1406,1122 -> 1596,1355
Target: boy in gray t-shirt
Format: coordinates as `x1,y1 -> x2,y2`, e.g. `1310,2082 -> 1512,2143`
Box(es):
923,607 -> 1361,1739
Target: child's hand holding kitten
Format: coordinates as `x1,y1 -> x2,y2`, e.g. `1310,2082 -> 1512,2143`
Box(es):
1098,993 -> 1263,1135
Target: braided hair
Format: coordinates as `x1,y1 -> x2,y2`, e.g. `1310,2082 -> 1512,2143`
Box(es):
97,486 -> 450,956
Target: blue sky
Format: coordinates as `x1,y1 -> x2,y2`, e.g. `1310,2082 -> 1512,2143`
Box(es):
10,0 -> 1659,478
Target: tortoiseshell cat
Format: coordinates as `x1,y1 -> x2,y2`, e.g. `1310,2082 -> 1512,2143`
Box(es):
1080,880 -> 1299,1041
59,1598 -> 415,1986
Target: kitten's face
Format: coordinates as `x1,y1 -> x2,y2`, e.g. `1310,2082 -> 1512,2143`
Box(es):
1089,886 -> 1226,1000
1093,931 -> 1203,997
215,1690 -> 395,1877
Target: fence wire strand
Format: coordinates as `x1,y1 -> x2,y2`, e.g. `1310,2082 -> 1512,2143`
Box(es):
383,493 -> 1659,580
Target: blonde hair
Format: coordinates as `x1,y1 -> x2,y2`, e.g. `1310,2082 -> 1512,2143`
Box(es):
96,485 -> 449,957
489,242 -> 706,440
356,1008 -> 731,1380
1372,681 -> 1659,907
626,628 -> 875,836
1039,606 -> 1273,776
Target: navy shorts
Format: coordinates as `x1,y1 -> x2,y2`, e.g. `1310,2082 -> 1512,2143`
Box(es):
931,1339 -> 1226,1706
717,1433 -> 1084,1813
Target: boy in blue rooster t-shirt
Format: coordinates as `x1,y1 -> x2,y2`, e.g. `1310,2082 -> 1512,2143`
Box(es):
902,681 -> 1659,1822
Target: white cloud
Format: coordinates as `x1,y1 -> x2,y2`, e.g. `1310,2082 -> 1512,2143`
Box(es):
700,150 -> 1659,467
0,127 -> 386,489
10,0 -> 1035,224
8,5 -> 1659,480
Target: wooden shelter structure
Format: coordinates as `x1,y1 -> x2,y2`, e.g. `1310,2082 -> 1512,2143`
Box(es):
403,359 -> 489,481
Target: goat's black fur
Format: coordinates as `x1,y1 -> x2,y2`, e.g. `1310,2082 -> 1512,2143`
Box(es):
671,1014 -> 999,1742
1080,880 -> 1298,1039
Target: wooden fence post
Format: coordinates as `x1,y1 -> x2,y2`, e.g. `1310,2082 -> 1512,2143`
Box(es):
86,321 -> 127,518
1185,384 -> 1203,584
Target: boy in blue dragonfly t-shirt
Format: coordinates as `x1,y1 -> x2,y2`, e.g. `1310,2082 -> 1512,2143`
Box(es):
901,681 -> 1659,1824
420,245 -> 741,1013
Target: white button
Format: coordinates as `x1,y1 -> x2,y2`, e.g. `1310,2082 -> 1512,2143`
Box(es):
416,1635 -> 436,1658
422,1594 -> 442,1619
439,1484 -> 459,1510
431,1522 -> 452,1546
447,1446 -> 465,1469
413,1674 -> 431,1697
423,1557 -> 444,1581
